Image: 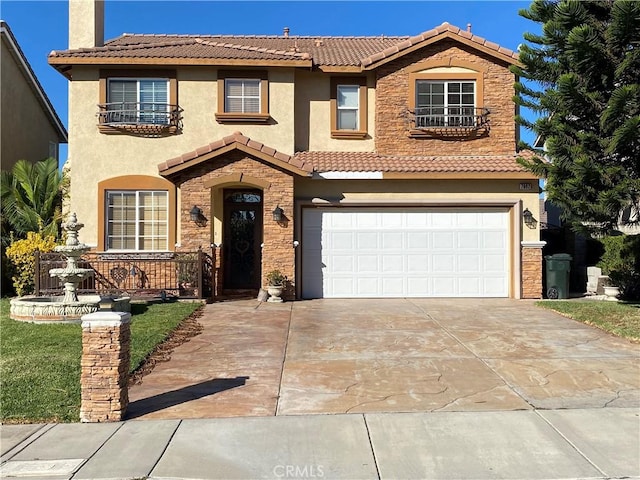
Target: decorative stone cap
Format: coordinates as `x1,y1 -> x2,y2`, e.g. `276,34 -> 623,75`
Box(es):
81,311 -> 131,328
521,241 -> 547,248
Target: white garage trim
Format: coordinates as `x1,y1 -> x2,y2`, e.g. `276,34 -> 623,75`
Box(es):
298,203 -> 520,299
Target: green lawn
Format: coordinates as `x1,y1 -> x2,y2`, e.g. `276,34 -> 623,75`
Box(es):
537,300 -> 640,341
0,298 -> 201,423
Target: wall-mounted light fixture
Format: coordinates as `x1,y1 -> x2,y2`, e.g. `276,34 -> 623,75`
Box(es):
272,206 -> 284,222
522,208 -> 537,229
190,205 -> 202,223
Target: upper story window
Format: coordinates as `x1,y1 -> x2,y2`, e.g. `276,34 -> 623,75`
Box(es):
216,70 -> 270,123
407,61 -> 489,138
98,70 -> 181,136
337,85 -> 359,129
107,78 -> 169,124
415,80 -> 476,127
225,79 -> 261,113
106,190 -> 168,251
330,77 -> 368,139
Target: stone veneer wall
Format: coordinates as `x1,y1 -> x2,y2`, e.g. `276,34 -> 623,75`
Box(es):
521,246 -> 543,299
375,40 -> 516,156
80,312 -> 130,422
175,151 -> 295,298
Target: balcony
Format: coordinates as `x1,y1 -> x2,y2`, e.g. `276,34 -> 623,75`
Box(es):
410,107 -> 490,138
97,102 -> 183,136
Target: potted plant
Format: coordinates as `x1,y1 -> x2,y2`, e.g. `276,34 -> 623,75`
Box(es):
265,269 -> 286,303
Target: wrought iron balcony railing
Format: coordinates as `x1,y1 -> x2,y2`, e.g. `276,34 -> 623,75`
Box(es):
413,107 -> 490,130
97,102 -> 183,129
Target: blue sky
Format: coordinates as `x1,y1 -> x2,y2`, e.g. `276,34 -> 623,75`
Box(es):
1,0 -> 538,165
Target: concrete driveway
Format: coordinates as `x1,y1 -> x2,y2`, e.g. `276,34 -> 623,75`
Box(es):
127,299 -> 639,420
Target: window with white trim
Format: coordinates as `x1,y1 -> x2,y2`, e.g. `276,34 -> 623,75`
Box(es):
224,78 -> 261,113
336,84 -> 359,130
106,190 -> 168,251
415,80 -> 475,127
107,78 -> 169,124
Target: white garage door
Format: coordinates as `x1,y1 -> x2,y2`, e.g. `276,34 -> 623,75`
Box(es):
301,207 -> 510,298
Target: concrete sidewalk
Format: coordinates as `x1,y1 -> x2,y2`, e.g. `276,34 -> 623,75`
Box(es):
2,408 -> 639,479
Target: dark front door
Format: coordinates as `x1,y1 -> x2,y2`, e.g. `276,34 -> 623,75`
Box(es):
223,189 -> 263,289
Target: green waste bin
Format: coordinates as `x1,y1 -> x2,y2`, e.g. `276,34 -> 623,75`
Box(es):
544,253 -> 572,299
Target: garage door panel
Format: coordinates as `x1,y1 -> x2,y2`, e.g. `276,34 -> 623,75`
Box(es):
382,277 -> 404,295
484,254 -> 507,272
356,277 -> 378,296
459,254 -> 481,272
332,255 -> 354,273
382,232 -> 403,249
433,232 -> 455,249
357,255 -> 378,272
357,232 -> 378,249
302,208 -> 509,298
458,232 -> 480,248
408,254 -> 429,271
485,276 -> 508,295
407,232 -> 428,249
433,255 -> 454,272
483,231 -> 506,247
432,213 -> 455,228
382,255 -> 403,273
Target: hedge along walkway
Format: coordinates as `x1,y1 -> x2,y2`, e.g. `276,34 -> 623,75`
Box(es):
0,299 -> 202,423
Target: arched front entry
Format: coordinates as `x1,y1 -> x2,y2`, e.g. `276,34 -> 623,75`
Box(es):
205,173 -> 271,294
222,188 -> 263,290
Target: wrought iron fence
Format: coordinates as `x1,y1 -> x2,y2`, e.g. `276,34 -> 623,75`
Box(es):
413,107 -> 490,129
97,102 -> 183,127
35,250 -> 211,299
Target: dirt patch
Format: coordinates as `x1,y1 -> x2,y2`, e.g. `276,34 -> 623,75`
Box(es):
129,306 -> 204,386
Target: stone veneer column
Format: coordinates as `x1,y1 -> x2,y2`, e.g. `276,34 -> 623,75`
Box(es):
80,311 -> 131,422
521,241 -> 546,299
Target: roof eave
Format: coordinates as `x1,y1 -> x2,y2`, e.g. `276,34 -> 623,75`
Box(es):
159,140 -> 312,178
382,171 -> 540,180
47,56 -> 313,69
362,31 -> 521,71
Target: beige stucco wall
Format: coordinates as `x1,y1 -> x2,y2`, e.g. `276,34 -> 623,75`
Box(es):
1,38 -> 62,171
68,0 -> 104,49
68,66 -> 296,246
294,70 -> 375,152
295,177 -> 541,242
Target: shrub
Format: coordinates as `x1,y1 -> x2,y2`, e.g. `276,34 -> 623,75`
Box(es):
597,234 -> 640,300
265,269 -> 285,286
5,232 -> 57,296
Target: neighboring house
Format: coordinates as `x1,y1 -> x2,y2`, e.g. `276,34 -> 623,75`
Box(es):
1,20 -> 67,171
48,1 -> 544,300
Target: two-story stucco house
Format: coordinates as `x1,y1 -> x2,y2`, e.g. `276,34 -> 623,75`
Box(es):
1,20 -> 67,171
48,1 -> 545,300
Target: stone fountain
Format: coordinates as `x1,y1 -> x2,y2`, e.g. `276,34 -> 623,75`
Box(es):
10,213 -> 130,323
49,212 -> 94,304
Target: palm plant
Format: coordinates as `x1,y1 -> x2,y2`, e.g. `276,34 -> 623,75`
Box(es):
1,158 -> 65,243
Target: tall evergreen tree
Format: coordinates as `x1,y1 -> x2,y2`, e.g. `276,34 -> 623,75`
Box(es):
1,157 -> 64,241
513,0 -> 640,233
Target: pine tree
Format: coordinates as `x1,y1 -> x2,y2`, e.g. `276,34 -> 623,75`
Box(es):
513,0 -> 640,234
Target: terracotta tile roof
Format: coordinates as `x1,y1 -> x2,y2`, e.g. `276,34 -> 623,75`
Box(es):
360,22 -> 518,67
49,38 -> 312,61
159,137 -> 534,176
157,132 -> 313,175
293,151 -> 533,173
49,22 -> 518,67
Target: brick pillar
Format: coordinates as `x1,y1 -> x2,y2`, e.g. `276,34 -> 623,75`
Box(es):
80,311 -> 131,422
521,241 -> 546,299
